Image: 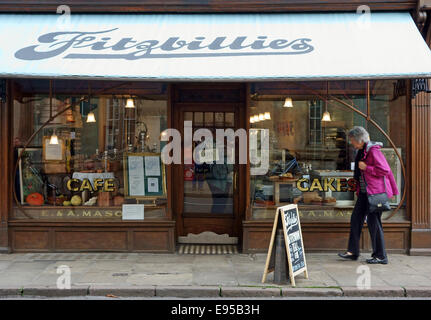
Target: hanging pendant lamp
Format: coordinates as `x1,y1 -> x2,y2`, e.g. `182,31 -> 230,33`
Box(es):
48,80 -> 59,145
86,84 -> 96,123
322,81 -> 332,122
125,98 -> 135,109
49,129 -> 59,145
86,111 -> 96,123
283,97 -> 293,108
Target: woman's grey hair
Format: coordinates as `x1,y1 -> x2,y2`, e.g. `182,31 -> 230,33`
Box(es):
348,126 -> 370,143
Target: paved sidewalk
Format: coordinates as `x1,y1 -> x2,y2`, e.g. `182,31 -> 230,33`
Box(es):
0,253 -> 430,298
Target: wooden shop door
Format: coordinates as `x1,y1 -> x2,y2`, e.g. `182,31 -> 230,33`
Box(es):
172,84 -> 246,239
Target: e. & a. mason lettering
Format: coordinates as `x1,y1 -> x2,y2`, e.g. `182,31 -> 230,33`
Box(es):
14,29 -> 314,61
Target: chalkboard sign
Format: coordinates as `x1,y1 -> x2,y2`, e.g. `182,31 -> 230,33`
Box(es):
262,204 -> 308,286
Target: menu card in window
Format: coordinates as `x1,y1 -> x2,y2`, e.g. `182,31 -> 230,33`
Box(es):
43,138 -> 64,161
122,204 -> 145,220
144,156 -> 161,176
127,156 -> 146,196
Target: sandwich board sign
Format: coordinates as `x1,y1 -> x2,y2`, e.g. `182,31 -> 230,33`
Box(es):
262,204 -> 308,286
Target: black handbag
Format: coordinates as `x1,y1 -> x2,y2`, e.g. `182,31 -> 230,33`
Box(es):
362,173 -> 391,212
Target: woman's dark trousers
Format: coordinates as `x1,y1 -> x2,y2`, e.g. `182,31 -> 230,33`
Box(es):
347,193 -> 387,259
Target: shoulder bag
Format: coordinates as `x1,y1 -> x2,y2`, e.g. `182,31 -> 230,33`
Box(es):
362,172 -> 391,212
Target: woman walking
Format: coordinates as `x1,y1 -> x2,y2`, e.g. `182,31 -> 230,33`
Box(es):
338,126 -> 399,264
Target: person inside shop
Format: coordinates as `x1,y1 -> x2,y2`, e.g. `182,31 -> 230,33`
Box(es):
338,126 -> 399,264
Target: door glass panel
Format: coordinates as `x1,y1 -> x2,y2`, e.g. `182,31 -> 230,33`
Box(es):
183,111 -> 235,215
194,112 -> 203,127
225,112 -> 234,127
215,112 -> 224,127
204,112 -> 214,127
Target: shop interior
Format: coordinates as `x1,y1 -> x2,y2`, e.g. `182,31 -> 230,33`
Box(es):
11,79 -> 407,226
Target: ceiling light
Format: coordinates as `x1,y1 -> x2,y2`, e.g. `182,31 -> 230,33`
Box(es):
86,111 -> 96,123
321,81 -> 332,122
283,97 -> 293,108
321,111 -> 332,122
49,130 -> 59,145
264,112 -> 271,120
258,113 -> 265,121
125,98 -> 135,109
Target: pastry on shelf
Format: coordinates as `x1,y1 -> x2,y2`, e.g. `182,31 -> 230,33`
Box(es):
279,172 -> 297,181
303,191 -> 322,204
323,196 -> 337,203
293,196 -> 302,204
280,172 -> 293,178
84,197 -> 97,206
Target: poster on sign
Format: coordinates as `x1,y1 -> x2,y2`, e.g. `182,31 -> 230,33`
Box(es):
262,204 -> 308,286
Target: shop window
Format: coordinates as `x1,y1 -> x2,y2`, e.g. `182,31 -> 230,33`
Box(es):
308,100 -> 322,145
249,80 -> 407,222
12,82 -> 168,221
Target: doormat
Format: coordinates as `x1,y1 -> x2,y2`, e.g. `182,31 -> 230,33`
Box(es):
178,244 -> 239,255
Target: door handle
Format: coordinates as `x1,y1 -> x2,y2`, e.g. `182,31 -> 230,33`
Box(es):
233,171 -> 238,193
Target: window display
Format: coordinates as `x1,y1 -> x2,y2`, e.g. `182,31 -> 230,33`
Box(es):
249,80 -> 407,221
12,84 -> 168,220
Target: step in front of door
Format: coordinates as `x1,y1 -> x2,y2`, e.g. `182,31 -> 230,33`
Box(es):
178,231 -> 238,245
178,244 -> 239,255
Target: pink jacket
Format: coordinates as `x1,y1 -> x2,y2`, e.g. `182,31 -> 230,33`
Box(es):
357,141 -> 399,198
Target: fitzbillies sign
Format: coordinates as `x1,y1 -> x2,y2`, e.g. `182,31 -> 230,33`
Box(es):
14,29 -> 314,61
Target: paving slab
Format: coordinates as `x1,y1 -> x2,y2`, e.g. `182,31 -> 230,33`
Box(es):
0,272 -> 39,287
133,262 -> 193,274
0,261 -> 12,271
73,271 -> 134,286
6,261 -> 53,272
155,286 -> 220,298
127,273 -> 194,286
193,271 -> 239,286
80,261 -> 132,273
136,254 -> 196,264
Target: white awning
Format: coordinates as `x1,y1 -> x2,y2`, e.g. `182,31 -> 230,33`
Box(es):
0,12 -> 431,81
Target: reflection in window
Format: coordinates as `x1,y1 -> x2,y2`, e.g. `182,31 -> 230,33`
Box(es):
13,90 -> 168,220
250,80 -> 407,221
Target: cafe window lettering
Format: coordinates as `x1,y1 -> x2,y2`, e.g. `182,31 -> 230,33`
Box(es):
12,82 -> 168,220
249,80 -> 407,221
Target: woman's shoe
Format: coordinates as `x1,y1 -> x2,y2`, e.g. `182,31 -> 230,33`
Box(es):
366,257 -> 388,264
338,252 -> 358,261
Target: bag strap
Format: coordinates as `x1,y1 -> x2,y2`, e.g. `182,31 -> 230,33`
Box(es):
361,170 -> 388,193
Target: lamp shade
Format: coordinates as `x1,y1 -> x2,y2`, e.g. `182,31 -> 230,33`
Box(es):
283,97 -> 293,108
321,111 -> 332,122
49,133 -> 59,145
86,111 -> 96,123
125,98 -> 135,108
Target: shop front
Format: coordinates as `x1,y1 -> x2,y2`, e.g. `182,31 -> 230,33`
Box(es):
1,5 -> 431,254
